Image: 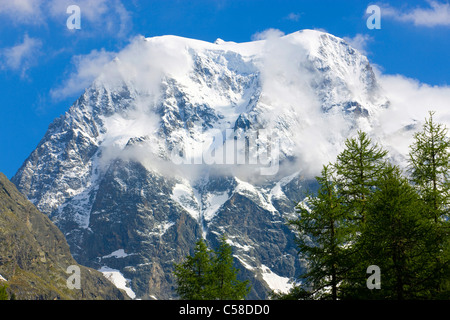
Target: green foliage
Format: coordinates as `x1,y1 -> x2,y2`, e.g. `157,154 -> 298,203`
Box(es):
173,238 -> 215,300
280,115 -> 450,300
351,165 -> 440,299
212,236 -> 251,300
334,130 -> 388,223
173,236 -> 250,300
0,283 -> 10,300
408,111 -> 450,222
408,111 -> 450,297
290,165 -> 351,300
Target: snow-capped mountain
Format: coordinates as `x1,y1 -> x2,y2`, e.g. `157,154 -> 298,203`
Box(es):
12,30 -> 389,299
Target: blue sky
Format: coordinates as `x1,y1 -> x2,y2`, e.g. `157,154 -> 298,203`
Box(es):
0,0 -> 449,178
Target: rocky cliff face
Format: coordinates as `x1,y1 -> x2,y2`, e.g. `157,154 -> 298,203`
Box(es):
11,30 -> 389,299
0,173 -> 127,300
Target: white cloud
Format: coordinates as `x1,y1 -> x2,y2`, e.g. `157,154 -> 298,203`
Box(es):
0,0 -> 45,24
378,73 -> 450,125
0,0 -> 132,37
250,31 -> 353,178
47,0 -> 132,37
372,69 -> 450,166
251,28 -> 285,41
112,0 -> 133,38
285,12 -> 301,22
50,49 -> 117,101
383,0 -> 450,27
46,29 -> 450,182
50,34 -> 194,101
250,29 -> 450,177
343,34 -> 373,55
0,34 -> 43,76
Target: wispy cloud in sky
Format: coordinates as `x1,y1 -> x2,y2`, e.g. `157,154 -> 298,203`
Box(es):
284,12 -> 301,22
47,0 -> 132,38
251,28 -> 285,41
50,48 -> 117,101
0,0 -> 45,25
375,70 -> 450,164
0,34 -> 42,77
343,34 -> 373,55
0,0 -> 132,87
0,0 -> 132,36
383,0 -> 450,27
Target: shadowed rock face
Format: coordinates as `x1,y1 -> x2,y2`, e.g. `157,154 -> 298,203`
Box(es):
0,173 -> 127,300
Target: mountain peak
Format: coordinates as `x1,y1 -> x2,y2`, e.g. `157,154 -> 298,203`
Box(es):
12,29 -> 389,299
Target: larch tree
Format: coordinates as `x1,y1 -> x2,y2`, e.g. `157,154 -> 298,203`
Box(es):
408,111 -> 450,298
358,165 -> 439,299
289,165 -> 351,300
173,237 -> 250,300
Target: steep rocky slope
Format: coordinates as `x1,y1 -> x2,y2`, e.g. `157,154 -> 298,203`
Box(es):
0,173 -> 127,299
